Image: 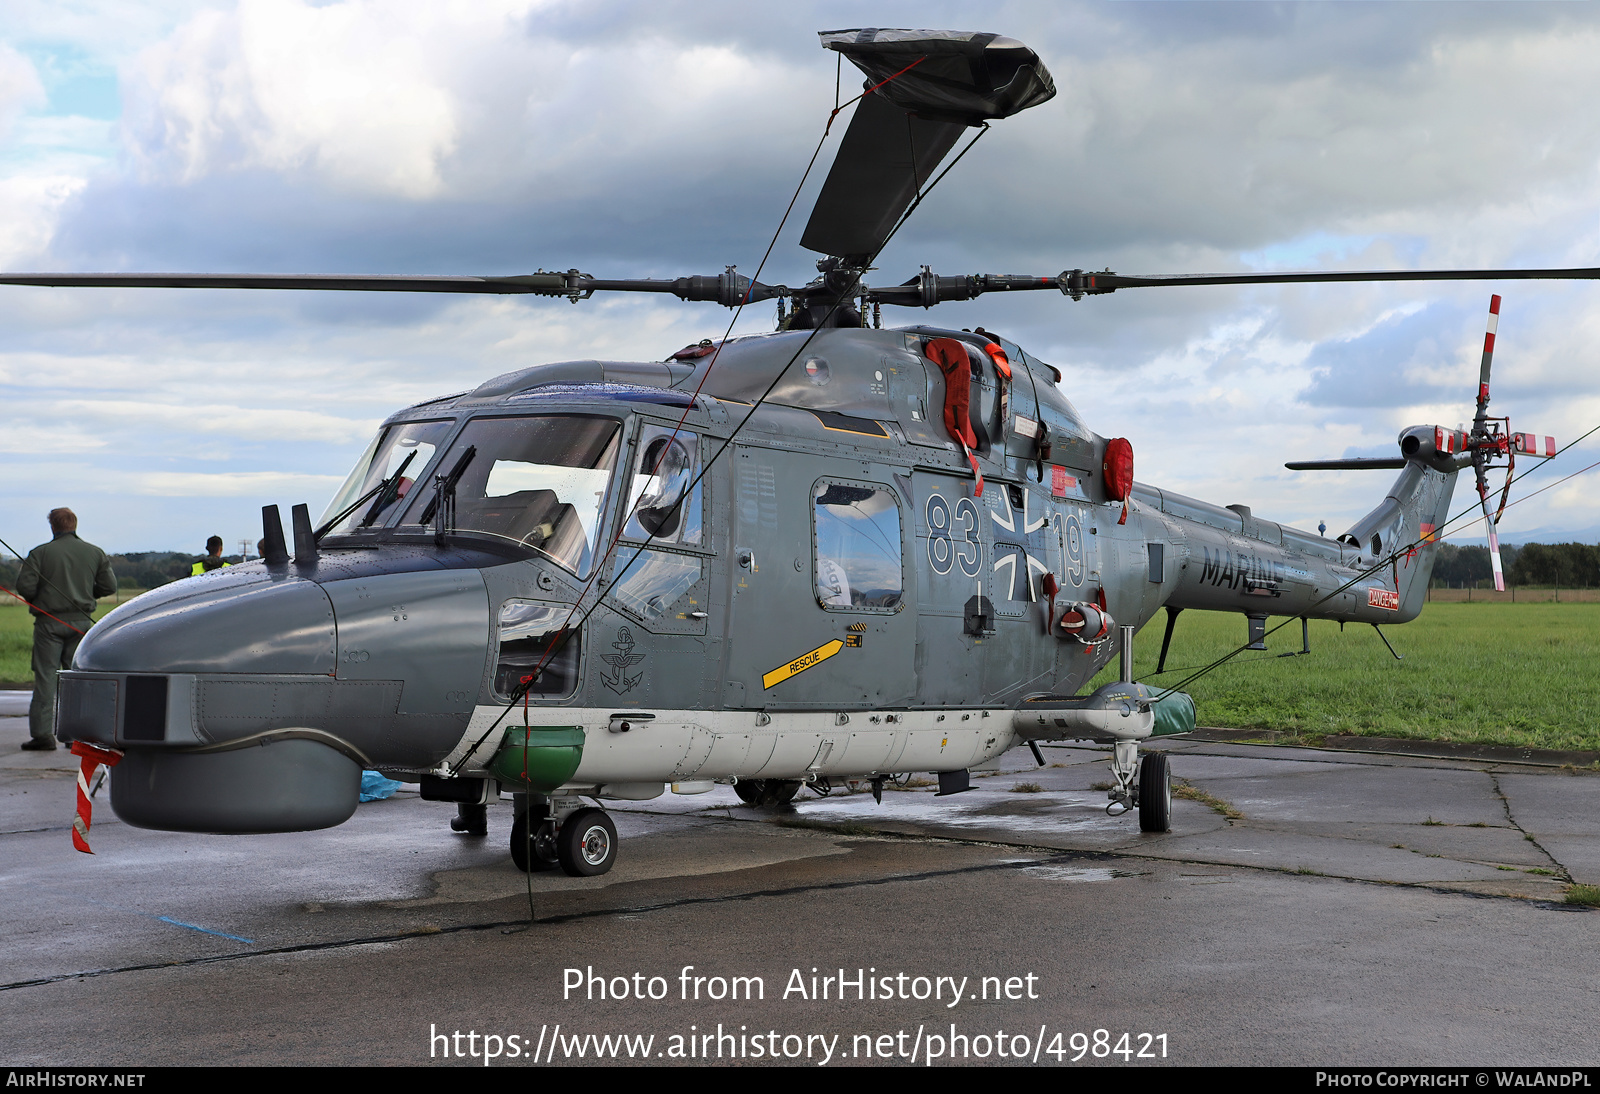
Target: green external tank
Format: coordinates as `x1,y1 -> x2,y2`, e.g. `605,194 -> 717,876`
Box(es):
488,726 -> 585,793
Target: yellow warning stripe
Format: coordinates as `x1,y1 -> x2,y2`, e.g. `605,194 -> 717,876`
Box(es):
762,639 -> 844,689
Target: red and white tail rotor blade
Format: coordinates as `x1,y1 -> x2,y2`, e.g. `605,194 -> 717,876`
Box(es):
1477,294 -> 1500,418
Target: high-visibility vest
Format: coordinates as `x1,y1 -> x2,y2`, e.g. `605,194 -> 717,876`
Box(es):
190,558 -> 231,577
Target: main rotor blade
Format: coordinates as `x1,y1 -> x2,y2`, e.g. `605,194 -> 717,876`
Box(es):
799,90 -> 966,264
0,272 -> 577,293
801,29 -> 1056,264
0,271 -> 781,305
1062,267 -> 1600,295
865,266 -> 1600,307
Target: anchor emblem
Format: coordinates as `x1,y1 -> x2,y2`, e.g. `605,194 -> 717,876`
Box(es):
600,626 -> 646,694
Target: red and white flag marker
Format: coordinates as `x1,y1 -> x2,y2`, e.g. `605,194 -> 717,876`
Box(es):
69,741 -> 122,854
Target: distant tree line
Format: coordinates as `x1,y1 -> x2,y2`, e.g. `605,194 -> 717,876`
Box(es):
1,551 -> 246,598
1431,541 -> 1599,588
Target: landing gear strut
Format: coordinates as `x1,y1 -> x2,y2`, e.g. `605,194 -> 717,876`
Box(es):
1105,741 -> 1172,833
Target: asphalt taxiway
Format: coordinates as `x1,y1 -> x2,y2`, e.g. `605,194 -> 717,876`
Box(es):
2,692 -> 1597,1068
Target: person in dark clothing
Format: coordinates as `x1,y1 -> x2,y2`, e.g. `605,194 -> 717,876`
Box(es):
190,535 -> 230,576
15,509 -> 116,750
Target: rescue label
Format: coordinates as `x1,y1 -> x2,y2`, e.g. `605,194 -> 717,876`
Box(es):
763,640 -> 844,689
1367,587 -> 1400,610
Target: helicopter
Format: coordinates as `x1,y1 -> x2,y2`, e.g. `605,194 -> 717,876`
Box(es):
9,27 -> 1594,877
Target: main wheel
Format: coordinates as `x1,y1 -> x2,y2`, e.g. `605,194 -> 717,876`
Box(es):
556,807 -> 618,877
732,779 -> 801,806
1138,751 -> 1172,833
510,811 -> 559,873
766,779 -> 802,806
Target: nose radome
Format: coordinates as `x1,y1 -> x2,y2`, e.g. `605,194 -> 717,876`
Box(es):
75,568 -> 336,675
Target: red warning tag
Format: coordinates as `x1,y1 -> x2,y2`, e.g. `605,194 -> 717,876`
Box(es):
1050,466 -> 1076,498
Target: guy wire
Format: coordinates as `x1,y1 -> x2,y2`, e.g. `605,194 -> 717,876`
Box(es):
449,56 -> 951,774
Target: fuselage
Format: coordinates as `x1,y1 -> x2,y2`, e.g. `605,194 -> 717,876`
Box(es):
54,324 -> 1459,830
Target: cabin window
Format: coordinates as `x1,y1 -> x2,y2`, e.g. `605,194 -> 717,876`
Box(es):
812,480 -> 903,612
622,425 -> 702,547
609,548 -> 703,620
494,600 -> 581,699
320,419 -> 454,536
400,415 -> 621,577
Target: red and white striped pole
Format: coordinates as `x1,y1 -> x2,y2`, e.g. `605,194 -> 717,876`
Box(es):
69,741 -> 122,854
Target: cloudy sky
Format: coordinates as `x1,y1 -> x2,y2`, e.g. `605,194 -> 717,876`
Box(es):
2,0 -> 1599,559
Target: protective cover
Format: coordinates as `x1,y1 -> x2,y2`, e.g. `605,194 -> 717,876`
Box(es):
801,29 -> 1056,261
1151,690 -> 1197,737
819,28 -> 1056,124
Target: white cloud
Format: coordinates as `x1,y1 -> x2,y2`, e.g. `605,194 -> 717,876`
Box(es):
121,0 -> 478,197
6,2 -> 1600,550
113,469 -> 344,497
0,43 -> 44,136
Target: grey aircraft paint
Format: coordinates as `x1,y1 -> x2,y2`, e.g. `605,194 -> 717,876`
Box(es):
9,26 -> 1563,864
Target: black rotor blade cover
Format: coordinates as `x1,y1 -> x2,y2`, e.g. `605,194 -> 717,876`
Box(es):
800,29 -> 1056,263
800,90 -> 965,263
820,28 -> 1056,124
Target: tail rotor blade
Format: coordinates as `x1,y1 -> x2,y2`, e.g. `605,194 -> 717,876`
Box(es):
1475,294 -> 1500,429
1481,493 -> 1506,592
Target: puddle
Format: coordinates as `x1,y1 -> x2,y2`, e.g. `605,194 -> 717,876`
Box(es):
1019,865 -> 1119,883
796,794 -> 1111,836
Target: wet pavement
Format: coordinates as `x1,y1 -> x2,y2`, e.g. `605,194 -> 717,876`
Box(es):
3,699 -> 1597,1067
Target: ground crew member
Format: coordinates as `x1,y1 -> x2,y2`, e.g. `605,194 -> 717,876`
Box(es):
190,536 -> 230,577
16,508 -> 116,751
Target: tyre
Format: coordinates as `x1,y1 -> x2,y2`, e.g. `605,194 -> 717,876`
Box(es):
556,807 -> 618,877
510,811 -> 559,873
1138,751 -> 1171,833
766,780 -> 802,806
733,779 -> 801,806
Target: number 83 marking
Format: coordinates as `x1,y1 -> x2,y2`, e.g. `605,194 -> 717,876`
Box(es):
925,493 -> 982,578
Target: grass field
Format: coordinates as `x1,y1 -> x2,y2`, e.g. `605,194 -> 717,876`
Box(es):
5,594 -> 1598,753
1091,602 -> 1600,753
0,594 -> 125,688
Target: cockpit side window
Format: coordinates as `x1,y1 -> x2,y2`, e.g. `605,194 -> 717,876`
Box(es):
399,415 -> 621,577
621,424 -> 702,547
812,479 -> 903,612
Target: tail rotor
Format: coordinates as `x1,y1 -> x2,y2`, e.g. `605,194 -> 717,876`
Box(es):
1465,295 -> 1556,590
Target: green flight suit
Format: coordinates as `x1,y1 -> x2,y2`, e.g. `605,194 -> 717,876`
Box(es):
15,533 -> 116,744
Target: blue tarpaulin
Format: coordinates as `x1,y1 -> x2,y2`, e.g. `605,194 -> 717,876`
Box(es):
359,770 -> 403,802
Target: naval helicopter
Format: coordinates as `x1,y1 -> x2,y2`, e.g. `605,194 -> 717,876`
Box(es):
8,28 -> 1595,876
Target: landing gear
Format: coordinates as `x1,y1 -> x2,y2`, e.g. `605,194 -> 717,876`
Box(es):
556,807 -> 618,876
510,793 -> 616,876
1106,739 -> 1139,816
509,809 -> 559,872
732,779 -> 802,807
1103,742 -> 1173,833
1138,751 -> 1172,833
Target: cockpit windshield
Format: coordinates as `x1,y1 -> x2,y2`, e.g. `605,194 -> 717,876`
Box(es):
399,415 -> 621,577
319,419 -> 454,537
